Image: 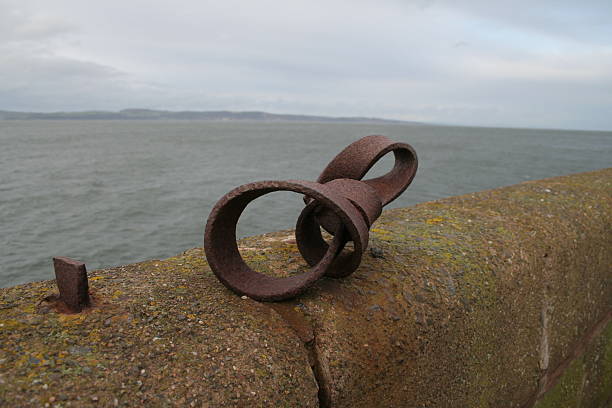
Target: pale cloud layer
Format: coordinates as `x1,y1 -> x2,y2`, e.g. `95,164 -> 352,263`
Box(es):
1,0 -> 611,130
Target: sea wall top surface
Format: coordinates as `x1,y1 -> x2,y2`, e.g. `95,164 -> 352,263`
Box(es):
1,168 -> 611,407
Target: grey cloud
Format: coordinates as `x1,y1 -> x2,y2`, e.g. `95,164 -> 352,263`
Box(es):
0,1 -> 76,44
437,0 -> 612,44
0,0 -> 610,130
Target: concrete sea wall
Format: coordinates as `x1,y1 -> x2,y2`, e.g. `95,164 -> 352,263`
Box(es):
1,168 -> 610,407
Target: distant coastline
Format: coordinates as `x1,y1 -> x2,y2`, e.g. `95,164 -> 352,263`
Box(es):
0,108 -> 419,124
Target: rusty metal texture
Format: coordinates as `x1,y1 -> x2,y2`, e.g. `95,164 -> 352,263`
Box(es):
204,135 -> 418,301
53,256 -> 91,312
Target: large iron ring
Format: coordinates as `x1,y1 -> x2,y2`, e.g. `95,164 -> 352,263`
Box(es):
204,180 -> 368,301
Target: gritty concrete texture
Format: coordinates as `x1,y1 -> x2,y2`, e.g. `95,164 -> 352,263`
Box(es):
1,168 -> 610,407
0,257 -> 319,407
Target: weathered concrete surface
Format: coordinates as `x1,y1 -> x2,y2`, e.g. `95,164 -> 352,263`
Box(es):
261,167 -> 612,407
0,258 -> 319,407
1,168 -> 610,407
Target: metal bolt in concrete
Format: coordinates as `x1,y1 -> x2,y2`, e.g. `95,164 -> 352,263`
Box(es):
53,256 -> 90,312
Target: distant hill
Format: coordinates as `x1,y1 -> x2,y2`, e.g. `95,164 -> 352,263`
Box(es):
0,109 -> 420,124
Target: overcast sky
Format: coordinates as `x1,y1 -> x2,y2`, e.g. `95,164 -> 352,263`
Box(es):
1,0 -> 611,130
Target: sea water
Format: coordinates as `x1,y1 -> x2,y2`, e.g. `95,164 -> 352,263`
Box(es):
1,120 -> 610,287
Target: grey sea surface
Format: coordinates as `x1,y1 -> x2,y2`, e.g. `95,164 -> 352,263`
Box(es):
1,120 -> 610,287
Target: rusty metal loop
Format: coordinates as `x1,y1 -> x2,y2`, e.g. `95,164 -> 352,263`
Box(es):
204,180 -> 368,301
204,135 -> 418,301
294,136 -> 418,278
295,179 -> 381,278
315,134 -> 418,205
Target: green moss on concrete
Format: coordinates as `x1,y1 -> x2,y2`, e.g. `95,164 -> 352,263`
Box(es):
534,321 -> 612,408
602,324 -> 612,402
534,358 -> 585,408
578,322 -> 612,408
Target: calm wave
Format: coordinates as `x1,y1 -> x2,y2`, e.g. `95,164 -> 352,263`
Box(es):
1,120 -> 610,287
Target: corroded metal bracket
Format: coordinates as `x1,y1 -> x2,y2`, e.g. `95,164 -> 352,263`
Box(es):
53,256 -> 91,312
204,135 -> 418,301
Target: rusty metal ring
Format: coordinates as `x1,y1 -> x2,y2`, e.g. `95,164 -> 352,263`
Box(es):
315,134 -> 418,205
204,180 -> 368,301
295,179 -> 381,278
295,136 -> 417,277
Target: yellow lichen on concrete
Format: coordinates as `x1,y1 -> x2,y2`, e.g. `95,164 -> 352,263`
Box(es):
0,254 -> 319,407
